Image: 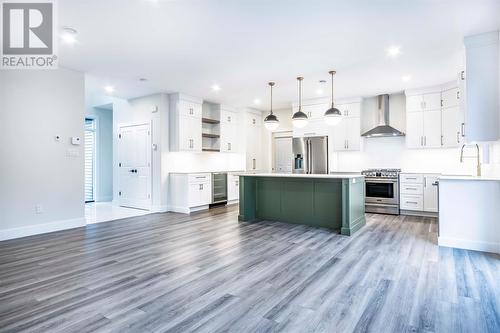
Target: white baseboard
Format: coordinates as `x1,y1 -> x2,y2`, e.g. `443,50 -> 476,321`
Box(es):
167,205 -> 209,214
151,205 -> 168,213
438,236 -> 500,254
0,217 -> 86,242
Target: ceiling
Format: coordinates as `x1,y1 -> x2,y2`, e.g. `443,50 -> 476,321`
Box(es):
60,0 -> 500,109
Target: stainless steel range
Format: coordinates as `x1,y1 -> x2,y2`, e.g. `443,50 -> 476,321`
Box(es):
361,168 -> 401,215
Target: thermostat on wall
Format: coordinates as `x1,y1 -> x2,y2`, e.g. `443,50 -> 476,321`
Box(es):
71,137 -> 81,145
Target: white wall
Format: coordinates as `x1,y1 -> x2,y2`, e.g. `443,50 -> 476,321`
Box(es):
0,68 -> 85,240
86,106 -> 113,201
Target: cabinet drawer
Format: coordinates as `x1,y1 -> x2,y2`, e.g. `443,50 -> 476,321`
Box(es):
400,174 -> 424,184
400,195 -> 423,211
400,183 -> 423,195
188,173 -> 210,184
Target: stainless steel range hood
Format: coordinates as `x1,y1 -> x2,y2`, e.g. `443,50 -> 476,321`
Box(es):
361,94 -> 405,137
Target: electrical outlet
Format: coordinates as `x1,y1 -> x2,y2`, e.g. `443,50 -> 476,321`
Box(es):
35,204 -> 43,214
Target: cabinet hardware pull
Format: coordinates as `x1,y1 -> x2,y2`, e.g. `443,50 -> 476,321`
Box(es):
461,123 -> 465,137
441,135 -> 443,146
440,99 -> 443,107
461,71 -> 465,80
406,201 -> 418,204
456,131 -> 460,143
456,91 -> 460,100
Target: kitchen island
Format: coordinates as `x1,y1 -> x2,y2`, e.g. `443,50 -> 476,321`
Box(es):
238,173 -> 365,235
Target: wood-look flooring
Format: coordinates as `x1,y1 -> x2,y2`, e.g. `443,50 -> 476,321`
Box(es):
0,205 -> 498,333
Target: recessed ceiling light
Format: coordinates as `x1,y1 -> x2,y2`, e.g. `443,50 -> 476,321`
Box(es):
401,75 -> 412,82
253,99 -> 261,105
104,85 -> 115,93
211,84 -> 221,92
60,27 -> 78,44
316,89 -> 324,95
386,45 -> 401,57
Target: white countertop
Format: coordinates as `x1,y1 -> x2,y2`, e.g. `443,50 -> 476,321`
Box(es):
439,175 -> 500,181
238,173 -> 364,179
170,170 -> 244,174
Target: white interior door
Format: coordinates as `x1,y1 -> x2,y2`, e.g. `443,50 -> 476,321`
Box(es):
274,137 -> 293,173
118,123 -> 152,210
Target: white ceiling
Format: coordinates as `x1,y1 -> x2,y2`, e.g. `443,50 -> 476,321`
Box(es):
60,0 -> 500,109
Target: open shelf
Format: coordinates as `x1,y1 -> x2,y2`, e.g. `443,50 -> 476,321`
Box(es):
202,148 -> 220,152
202,133 -> 220,138
202,118 -> 220,124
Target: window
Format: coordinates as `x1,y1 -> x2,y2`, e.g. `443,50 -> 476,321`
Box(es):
84,118 -> 96,203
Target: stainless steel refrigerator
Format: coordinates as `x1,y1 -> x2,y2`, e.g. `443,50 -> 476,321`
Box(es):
292,136 -> 328,174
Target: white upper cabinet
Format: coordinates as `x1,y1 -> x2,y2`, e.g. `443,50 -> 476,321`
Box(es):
406,93 -> 441,112
170,93 -> 203,152
406,83 -> 464,149
441,87 -> 460,108
331,116 -> 361,151
299,103 -> 328,119
220,108 -> 239,153
245,111 -> 262,171
441,106 -> 463,147
423,110 -> 442,147
340,102 -> 361,118
463,31 -> 499,142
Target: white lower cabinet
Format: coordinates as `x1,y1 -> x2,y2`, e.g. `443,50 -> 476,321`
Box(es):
227,173 -> 240,202
169,173 -> 211,213
400,173 -> 439,214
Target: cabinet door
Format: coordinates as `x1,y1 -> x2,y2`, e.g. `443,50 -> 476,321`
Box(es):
221,110 -> 237,124
179,116 -> 193,151
346,117 -> 361,150
422,92 -> 441,110
441,106 -> 461,147
406,95 -> 423,112
221,124 -> 238,152
423,176 -> 439,212
344,103 -> 361,117
441,88 -> 459,108
406,112 -> 424,148
423,109 -> 442,147
332,118 -> 347,151
227,175 -> 239,201
189,116 -> 202,151
188,183 -> 201,207
200,182 -> 211,205
180,101 -> 202,118
301,104 -> 327,119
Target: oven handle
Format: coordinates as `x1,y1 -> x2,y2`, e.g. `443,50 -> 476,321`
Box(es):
365,179 -> 399,184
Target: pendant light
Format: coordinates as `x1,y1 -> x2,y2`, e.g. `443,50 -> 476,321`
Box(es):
292,76 -> 308,128
264,82 -> 279,131
324,70 -> 342,126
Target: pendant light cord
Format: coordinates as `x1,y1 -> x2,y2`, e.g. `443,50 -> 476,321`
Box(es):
298,77 -> 303,112
330,71 -> 335,108
270,83 -> 273,115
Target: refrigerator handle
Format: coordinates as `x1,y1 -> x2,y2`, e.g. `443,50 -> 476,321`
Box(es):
308,139 -> 313,174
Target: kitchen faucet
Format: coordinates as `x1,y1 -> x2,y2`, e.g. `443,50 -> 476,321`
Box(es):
460,144 -> 481,176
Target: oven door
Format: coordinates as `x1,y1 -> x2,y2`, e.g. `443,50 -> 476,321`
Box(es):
365,178 -> 399,205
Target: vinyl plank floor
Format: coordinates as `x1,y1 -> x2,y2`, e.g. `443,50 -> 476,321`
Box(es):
0,206 -> 498,333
